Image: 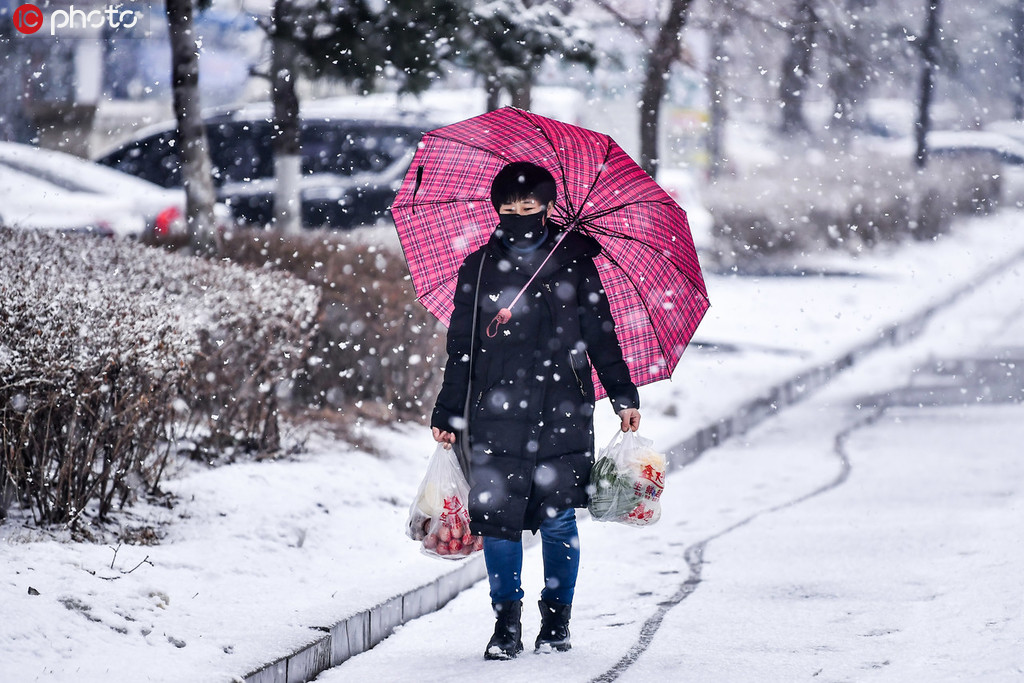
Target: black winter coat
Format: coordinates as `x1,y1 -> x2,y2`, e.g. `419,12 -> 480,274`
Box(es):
431,226 -> 639,541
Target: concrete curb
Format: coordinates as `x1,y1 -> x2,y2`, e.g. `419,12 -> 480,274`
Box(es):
243,556 -> 486,683
241,245 -> 1024,683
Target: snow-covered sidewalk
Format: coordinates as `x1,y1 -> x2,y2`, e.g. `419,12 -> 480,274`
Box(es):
322,219 -> 1024,682
613,241 -> 1024,682
3,212 -> 1024,682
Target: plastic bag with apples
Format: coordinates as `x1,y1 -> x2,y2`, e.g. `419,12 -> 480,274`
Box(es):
587,430 -> 667,527
406,444 -> 484,559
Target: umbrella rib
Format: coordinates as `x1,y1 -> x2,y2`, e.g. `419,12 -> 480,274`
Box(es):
590,219 -> 707,292
508,109 -> 576,217
583,197 -> 686,224
565,135 -> 614,228
578,219 -> 706,291
594,244 -> 675,376
392,196 -> 491,209
507,107 -> 582,222
421,131 -> 515,167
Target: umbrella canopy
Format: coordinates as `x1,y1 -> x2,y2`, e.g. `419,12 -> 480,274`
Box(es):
392,107 -> 709,398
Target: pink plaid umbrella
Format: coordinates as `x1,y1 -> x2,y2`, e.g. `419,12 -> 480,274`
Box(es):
392,107 -> 710,398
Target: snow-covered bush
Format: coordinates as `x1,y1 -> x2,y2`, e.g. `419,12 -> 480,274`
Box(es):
706,151 -> 1001,265
216,231 -> 446,424
0,228 -> 319,528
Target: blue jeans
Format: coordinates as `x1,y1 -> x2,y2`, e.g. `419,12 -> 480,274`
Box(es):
483,508 -> 580,606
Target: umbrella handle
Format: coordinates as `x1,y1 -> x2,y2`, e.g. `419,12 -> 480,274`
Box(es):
485,308 -> 512,338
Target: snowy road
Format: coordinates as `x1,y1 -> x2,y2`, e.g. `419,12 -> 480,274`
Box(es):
317,257 -> 1024,680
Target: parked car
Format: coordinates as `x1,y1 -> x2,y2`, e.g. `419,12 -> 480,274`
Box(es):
924,130 -> 1024,208
926,130 -> 1024,165
984,119 -> 1024,146
0,142 -> 200,241
94,108 -> 425,230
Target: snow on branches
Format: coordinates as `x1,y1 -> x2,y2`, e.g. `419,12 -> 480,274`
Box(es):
0,228 -> 320,529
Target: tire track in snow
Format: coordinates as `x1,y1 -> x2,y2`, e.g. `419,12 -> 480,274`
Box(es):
590,406 -> 887,682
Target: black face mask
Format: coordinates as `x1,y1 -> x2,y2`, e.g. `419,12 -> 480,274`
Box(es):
497,211 -> 548,250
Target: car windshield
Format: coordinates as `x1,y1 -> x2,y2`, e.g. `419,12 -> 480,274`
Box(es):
0,157 -> 97,193
208,120 -> 274,184
302,124 -> 417,176
0,161 -> 77,195
0,145 -> 166,195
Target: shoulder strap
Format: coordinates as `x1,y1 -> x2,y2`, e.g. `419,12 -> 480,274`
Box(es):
485,227 -> 574,337
455,252 -> 486,479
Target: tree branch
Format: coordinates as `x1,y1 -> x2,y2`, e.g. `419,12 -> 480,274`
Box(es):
589,0 -> 646,39
721,0 -> 804,33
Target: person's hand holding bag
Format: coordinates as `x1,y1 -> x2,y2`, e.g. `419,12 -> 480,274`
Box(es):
618,408 -> 641,432
431,426 -> 457,448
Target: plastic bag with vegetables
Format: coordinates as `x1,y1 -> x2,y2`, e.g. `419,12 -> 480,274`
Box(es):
406,444 -> 484,560
587,431 -> 667,527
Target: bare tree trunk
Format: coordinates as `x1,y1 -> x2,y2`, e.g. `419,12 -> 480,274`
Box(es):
0,36 -> 32,144
1013,0 -> 1024,121
485,75 -> 502,112
829,0 -> 871,139
271,0 -> 302,235
510,74 -> 532,110
779,0 -> 817,137
638,0 -> 694,179
706,18 -> 730,180
166,0 -> 216,253
915,0 -> 942,169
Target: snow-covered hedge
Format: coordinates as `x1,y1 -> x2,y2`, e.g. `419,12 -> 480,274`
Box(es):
217,231 -> 446,425
0,227 -> 319,528
707,152 -> 1001,264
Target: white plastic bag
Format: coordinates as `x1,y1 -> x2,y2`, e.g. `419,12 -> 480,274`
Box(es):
406,444 -> 483,560
587,431 -> 667,526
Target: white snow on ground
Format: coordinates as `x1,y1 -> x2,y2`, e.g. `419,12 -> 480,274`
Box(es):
3,211 -> 1024,682
320,218 -> 1024,681
614,247 -> 1024,683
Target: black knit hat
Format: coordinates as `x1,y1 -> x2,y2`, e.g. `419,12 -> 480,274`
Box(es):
489,162 -> 557,212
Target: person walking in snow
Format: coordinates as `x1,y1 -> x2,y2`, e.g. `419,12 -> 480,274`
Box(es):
430,161 -> 642,660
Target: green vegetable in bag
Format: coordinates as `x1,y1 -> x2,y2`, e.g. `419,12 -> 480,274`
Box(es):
587,456 -> 636,519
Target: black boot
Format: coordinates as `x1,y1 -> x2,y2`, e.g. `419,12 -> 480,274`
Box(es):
484,600 -> 524,660
534,599 -> 572,652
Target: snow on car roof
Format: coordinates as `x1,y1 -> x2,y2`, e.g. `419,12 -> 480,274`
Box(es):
927,129 -> 1024,155
984,119 -> 1024,142
0,142 -> 175,197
